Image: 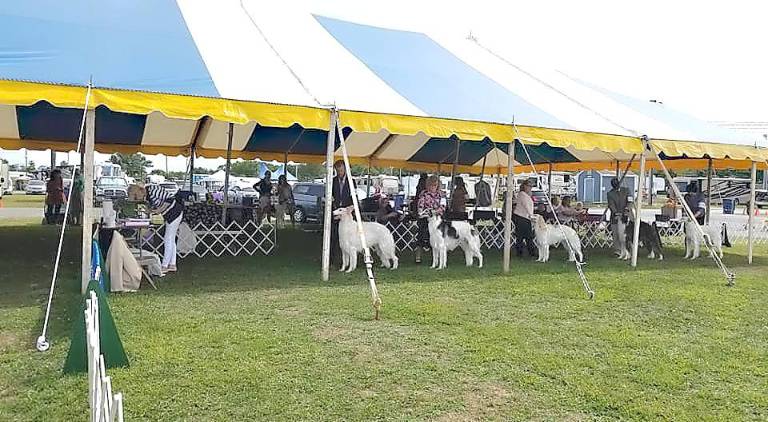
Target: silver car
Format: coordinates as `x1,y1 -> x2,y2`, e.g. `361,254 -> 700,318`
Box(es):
25,179 -> 46,195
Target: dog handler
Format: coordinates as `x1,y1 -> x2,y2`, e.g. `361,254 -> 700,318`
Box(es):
146,184 -> 184,273
607,178 -> 629,256
416,175 -> 445,264
513,180 -> 536,257
331,160 -> 354,264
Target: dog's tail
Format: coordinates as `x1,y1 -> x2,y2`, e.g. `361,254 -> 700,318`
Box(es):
721,223 -> 732,248
651,221 -> 664,251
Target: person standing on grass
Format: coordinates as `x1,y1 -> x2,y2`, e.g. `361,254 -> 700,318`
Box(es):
145,183 -> 184,274
513,180 -> 536,257
45,169 -> 65,224
256,170 -> 273,224
275,175 -> 294,229
69,169 -> 84,225
331,160 -> 354,264
415,175 -> 445,264
607,178 -> 629,256
683,181 -> 706,225
450,176 -> 468,214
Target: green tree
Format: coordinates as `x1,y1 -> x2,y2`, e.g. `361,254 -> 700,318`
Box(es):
193,167 -> 214,175
229,161 -> 260,177
299,163 -> 325,181
26,161 -> 36,172
109,153 -> 153,178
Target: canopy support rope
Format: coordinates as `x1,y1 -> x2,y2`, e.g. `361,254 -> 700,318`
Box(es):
650,140 -> 735,285
335,114 -> 382,319
37,84 -> 93,352
513,124 -> 595,299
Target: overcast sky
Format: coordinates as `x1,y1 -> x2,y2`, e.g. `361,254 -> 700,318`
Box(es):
3,0 -> 766,171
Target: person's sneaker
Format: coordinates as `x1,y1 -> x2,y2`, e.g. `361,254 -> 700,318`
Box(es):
168,265 -> 177,272
415,257 -> 422,264
161,266 -> 169,274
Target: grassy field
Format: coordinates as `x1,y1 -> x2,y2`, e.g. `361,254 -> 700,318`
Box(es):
0,193 -> 45,208
0,224 -> 766,421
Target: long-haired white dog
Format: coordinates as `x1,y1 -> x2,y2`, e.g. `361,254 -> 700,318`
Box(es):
684,217 -> 728,260
334,207 -> 398,272
427,214 -> 483,269
531,214 -> 584,262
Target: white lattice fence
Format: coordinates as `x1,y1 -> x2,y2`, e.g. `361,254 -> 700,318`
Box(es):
384,220 -> 419,251
85,291 -> 124,422
727,222 -> 768,246
140,220 -> 276,259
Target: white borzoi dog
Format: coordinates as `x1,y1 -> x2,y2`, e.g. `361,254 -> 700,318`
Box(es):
531,214 -> 584,263
684,217 -> 727,260
334,207 -> 398,272
427,214 -> 483,269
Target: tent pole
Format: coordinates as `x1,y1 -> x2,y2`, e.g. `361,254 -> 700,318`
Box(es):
705,158 -> 713,224
631,138 -> 647,268
647,168 -> 654,206
449,137 -> 460,198
616,160 -> 620,178
221,123 -> 233,225
188,146 -> 195,191
503,140 -> 516,273
547,162 -> 553,198
321,110 -> 337,282
366,160 -> 372,198
748,161 -> 756,264
81,110 -> 95,293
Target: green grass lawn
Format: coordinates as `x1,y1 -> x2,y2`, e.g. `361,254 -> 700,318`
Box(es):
0,193 -> 45,208
1,224 -> 766,421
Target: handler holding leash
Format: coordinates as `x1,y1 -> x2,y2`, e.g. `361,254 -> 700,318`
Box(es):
513,180 -> 536,257
416,175 -> 446,264
331,160 -> 354,264
607,178 -> 629,256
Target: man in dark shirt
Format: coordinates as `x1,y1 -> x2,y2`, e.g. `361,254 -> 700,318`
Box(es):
683,181 -> 706,225
331,160 -> 354,263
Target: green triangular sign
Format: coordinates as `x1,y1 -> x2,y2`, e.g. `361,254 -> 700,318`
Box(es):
63,280 -> 129,374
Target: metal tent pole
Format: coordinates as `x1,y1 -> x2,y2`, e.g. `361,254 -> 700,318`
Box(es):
547,162 -> 553,198
503,140 -> 516,273
321,110 -> 337,281
366,161 -> 372,198
188,146 -> 195,191
705,158 -> 713,224
748,161 -> 757,264
630,137 -> 647,268
221,123 -> 233,225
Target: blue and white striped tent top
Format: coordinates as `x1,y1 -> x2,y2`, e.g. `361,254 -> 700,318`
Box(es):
0,0 -> 764,172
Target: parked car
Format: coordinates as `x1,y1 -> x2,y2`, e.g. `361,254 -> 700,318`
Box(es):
754,190 -> 768,209
530,189 -> 550,207
25,179 -> 46,195
292,183 -> 326,223
95,176 -> 128,201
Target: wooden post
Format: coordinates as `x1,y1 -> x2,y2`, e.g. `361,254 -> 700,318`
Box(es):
631,138 -> 647,268
748,161 -> 757,264
221,122 -> 233,225
503,140 -> 516,273
81,110 -> 95,293
321,110 -> 337,281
